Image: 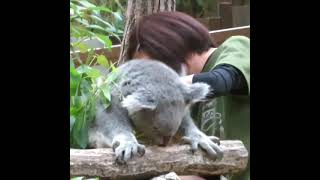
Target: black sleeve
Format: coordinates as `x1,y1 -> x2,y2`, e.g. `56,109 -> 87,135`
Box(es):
192,64 -> 248,98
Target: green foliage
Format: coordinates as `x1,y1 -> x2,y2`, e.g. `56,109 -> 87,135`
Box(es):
70,56 -> 120,149
70,0 -> 122,149
176,0 -> 218,17
88,0 -> 127,36
70,0 -> 125,51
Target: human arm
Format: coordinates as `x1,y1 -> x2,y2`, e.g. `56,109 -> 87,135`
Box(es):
191,64 -> 248,98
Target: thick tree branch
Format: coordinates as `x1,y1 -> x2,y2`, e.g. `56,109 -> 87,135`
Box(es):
70,140 -> 248,179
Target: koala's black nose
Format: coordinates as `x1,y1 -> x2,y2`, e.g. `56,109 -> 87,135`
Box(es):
159,136 -> 171,146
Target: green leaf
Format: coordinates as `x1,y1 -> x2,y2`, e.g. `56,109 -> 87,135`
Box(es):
76,43 -> 89,53
76,66 -> 87,74
105,26 -> 117,33
89,15 -> 115,30
71,96 -> 97,149
110,33 -> 121,42
101,85 -> 111,101
106,72 -> 118,83
88,6 -> 113,14
87,68 -> 100,78
70,116 -> 76,132
114,0 -> 125,10
70,26 -> 81,38
85,49 -> 96,65
79,78 -> 91,94
110,63 -> 118,73
70,8 -> 74,16
77,1 -> 96,8
71,112 -> 88,148
75,18 -> 89,26
96,34 -> 112,49
112,11 -> 122,21
70,67 -> 81,96
116,30 -> 124,34
77,65 -> 100,78
85,99 -> 97,124
70,2 -> 78,13
70,26 -> 90,39
86,25 -> 106,32
97,55 -> 109,68
94,76 -> 105,88
99,93 -> 111,109
70,96 -> 85,114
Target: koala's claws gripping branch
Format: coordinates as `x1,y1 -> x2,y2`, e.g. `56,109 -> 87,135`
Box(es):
70,140 -> 248,179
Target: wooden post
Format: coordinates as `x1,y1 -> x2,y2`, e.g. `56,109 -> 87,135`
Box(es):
118,0 -> 176,65
232,5 -> 250,27
220,2 -> 233,28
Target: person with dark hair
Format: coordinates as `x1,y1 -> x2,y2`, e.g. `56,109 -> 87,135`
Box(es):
127,11 -> 250,180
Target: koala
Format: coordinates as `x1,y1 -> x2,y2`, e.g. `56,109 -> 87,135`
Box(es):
88,60 -> 223,164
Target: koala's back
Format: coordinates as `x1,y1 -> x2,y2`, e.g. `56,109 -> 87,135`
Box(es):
118,59 -> 179,78
115,60 -> 184,101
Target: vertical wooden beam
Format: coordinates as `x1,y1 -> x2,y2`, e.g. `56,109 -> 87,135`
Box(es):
220,2 -> 233,28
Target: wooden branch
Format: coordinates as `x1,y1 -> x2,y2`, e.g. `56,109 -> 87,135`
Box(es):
70,140 -> 248,179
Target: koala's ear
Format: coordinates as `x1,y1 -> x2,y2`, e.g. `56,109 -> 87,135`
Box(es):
182,82 -> 211,104
121,93 -> 157,115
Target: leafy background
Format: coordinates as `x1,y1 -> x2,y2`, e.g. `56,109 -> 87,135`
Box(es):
70,0 -> 124,149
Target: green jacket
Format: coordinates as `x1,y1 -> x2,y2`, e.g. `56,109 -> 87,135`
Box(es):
192,36 -> 250,180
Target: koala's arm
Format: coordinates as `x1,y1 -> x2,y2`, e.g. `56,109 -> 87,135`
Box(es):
89,101 -> 145,163
178,109 -> 223,160
93,102 -> 134,145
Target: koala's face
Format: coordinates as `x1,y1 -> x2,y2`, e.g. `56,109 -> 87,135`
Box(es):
121,80 -> 210,146
130,99 -> 187,146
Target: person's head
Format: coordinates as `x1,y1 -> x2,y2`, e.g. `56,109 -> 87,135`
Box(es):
127,11 -> 216,74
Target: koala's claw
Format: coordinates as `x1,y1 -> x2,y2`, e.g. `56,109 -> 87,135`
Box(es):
113,140 -> 145,164
137,144 -> 146,156
181,132 -> 223,161
208,136 -> 220,145
181,136 -> 198,153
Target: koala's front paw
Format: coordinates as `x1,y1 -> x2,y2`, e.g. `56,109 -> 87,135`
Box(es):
182,130 -> 223,161
112,136 -> 146,164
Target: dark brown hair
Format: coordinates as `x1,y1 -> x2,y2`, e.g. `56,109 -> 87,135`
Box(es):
127,11 -> 216,73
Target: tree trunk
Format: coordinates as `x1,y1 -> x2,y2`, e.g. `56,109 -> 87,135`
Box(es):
70,140 -> 248,179
118,0 -> 176,65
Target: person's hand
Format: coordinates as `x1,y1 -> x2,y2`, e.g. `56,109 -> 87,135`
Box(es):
180,74 -> 194,84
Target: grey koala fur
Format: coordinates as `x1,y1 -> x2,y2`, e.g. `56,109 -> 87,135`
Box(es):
88,60 -> 223,164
